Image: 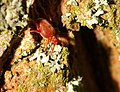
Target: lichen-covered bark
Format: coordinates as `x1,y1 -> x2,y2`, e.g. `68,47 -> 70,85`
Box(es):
1,0 -> 120,92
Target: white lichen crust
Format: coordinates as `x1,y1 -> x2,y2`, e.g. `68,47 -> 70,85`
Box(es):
0,0 -> 28,31
61,0 -> 109,29
30,43 -> 69,73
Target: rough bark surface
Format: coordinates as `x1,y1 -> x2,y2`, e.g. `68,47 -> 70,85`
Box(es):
0,0 -> 120,92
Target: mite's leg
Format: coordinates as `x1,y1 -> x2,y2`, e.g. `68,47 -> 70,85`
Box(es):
30,30 -> 40,33
44,39 -> 50,51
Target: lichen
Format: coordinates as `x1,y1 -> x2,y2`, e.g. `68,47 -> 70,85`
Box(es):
66,76 -> 82,92
2,28 -> 73,91
0,0 -> 85,91
95,0 -> 120,50
10,29 -> 36,65
0,30 -> 12,48
3,45 -> 70,91
30,43 -> 69,73
0,0 -> 28,31
61,0 -> 109,29
0,30 -> 13,57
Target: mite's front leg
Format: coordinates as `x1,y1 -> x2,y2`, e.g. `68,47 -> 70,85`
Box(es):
30,30 -> 40,34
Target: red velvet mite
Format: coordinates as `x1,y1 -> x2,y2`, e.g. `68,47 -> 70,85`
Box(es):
30,18 -> 59,53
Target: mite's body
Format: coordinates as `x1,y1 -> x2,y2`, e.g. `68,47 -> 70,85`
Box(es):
30,18 -> 58,53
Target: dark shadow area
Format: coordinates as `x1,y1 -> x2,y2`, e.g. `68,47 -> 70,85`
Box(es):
80,26 -> 113,92
80,26 -> 117,92
68,26 -> 118,92
28,0 -> 63,28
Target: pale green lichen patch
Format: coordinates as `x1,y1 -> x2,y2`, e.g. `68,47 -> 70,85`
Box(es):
0,30 -> 13,57
97,0 -> 120,50
0,30 -> 12,48
0,0 -> 28,31
61,0 -> 109,29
